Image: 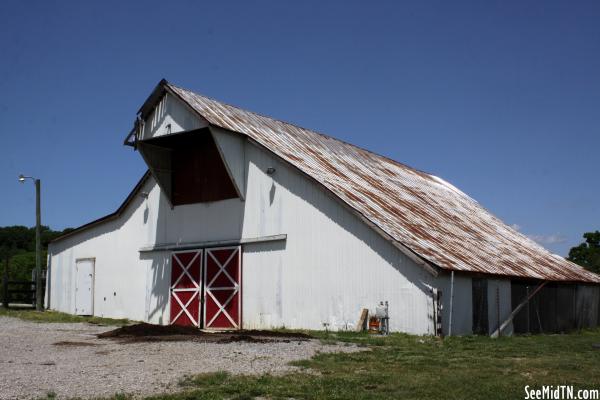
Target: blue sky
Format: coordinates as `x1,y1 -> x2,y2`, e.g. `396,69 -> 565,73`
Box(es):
0,0 -> 598,256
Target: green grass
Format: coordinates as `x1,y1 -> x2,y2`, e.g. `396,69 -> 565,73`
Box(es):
0,307 -> 130,326
12,309 -> 599,399
141,329 -> 600,400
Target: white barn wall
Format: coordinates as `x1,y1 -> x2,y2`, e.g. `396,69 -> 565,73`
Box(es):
212,128 -> 246,199
436,272 -> 472,335
47,184 -> 156,321
141,93 -> 208,139
48,102 -> 443,334
233,131 -> 436,333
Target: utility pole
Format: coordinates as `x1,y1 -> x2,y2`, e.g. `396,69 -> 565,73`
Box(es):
3,256 -> 8,309
18,174 -> 43,311
35,178 -> 42,311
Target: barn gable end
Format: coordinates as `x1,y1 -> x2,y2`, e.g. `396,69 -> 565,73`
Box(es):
140,91 -> 208,140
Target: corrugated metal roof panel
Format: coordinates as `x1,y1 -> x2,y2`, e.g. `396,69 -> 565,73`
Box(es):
166,82 -> 600,283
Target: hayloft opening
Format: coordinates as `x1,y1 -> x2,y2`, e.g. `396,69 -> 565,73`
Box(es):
137,128 -> 239,206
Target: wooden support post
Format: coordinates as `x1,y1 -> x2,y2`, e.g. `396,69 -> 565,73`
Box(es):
356,308 -> 369,332
35,178 -> 43,311
2,256 -> 8,309
491,281 -> 547,338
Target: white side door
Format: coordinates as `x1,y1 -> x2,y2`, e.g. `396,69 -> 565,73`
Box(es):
75,259 -> 94,315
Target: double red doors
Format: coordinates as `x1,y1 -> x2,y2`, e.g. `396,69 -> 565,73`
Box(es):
170,246 -> 241,329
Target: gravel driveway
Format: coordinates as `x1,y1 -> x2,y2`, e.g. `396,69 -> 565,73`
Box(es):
0,316 -> 359,399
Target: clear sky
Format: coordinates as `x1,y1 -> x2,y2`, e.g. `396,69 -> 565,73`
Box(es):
1,1 -> 598,256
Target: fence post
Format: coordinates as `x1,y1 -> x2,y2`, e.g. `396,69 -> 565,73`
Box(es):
3,257 -> 9,309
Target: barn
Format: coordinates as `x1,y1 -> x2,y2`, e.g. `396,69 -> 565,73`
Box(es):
46,80 -> 600,335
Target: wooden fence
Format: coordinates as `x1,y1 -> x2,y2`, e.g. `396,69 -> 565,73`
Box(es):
2,279 -> 45,308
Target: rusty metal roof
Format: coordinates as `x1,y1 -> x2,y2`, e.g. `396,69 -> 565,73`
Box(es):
165,81 -> 599,283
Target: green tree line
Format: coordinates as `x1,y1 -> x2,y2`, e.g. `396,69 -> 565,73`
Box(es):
0,225 -> 73,281
568,231 -> 600,274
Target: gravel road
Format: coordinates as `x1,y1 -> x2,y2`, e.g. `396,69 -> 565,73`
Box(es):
0,316 -> 360,399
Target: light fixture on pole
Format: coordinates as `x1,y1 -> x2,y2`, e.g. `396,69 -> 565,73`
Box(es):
18,174 -> 43,311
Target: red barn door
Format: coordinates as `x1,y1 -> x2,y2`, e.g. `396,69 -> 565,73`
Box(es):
170,250 -> 202,327
204,246 -> 241,329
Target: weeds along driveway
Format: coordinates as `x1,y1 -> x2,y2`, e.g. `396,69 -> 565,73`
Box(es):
0,316 -> 360,399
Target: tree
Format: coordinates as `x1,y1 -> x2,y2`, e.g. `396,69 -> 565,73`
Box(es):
0,225 -> 71,282
567,231 -> 600,274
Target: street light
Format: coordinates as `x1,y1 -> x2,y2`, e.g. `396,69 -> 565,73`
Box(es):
18,174 -> 43,311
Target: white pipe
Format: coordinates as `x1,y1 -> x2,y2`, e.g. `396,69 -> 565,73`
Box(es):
449,270 -> 455,336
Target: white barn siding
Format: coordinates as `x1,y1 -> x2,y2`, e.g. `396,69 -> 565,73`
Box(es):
47,186 -> 155,321
234,132 -> 435,333
48,104 -> 441,334
141,93 -> 208,139
436,272 -> 473,335
212,128 -> 246,199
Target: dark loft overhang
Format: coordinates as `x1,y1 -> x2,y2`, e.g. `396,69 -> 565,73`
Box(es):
137,128 -> 239,206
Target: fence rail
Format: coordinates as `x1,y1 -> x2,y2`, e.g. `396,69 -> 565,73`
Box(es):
2,279 -> 45,307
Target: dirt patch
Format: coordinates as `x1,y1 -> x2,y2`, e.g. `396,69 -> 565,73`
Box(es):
98,323 -> 202,338
53,341 -> 99,347
97,323 -> 312,344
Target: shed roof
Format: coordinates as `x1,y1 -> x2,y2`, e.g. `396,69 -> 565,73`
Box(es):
160,80 -> 599,283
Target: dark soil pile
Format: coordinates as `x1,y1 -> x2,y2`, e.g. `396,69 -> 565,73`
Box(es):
97,323 -> 202,338
97,323 -> 312,344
